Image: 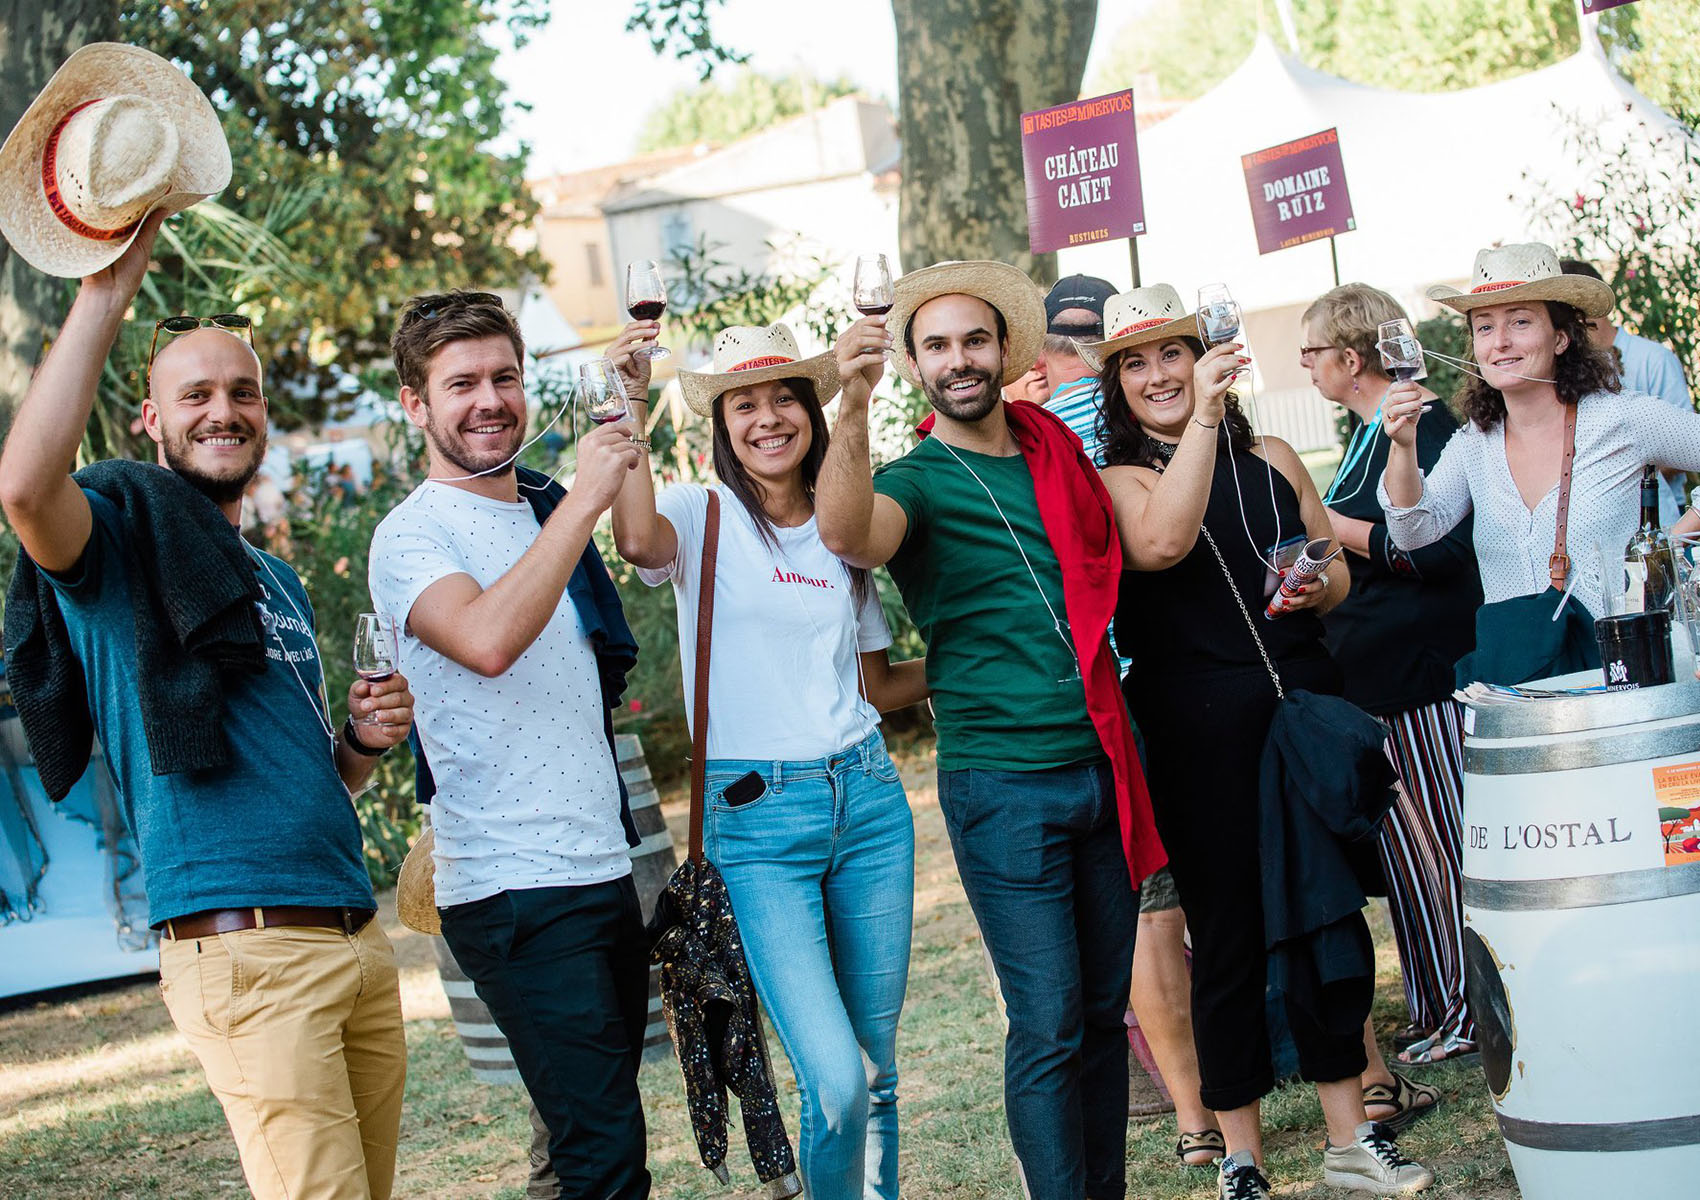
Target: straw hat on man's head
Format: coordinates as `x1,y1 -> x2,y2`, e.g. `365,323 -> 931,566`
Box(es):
677,323 -> 841,418
1428,242 -> 1615,319
1078,284 -> 1196,372
887,260 -> 1046,389
0,43 -> 231,279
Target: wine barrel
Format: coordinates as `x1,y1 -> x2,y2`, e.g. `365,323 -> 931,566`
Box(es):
1461,676 -> 1700,1198
616,734 -> 678,1062
433,933 -> 523,1085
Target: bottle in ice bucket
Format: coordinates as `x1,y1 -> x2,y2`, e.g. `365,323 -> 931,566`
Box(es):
1624,465 -> 1676,615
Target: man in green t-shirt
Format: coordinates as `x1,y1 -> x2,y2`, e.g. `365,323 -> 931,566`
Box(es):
817,261 -> 1158,1200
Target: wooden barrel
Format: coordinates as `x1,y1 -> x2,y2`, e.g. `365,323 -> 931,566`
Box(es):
617,733 -> 678,1062
1462,676 -> 1700,1198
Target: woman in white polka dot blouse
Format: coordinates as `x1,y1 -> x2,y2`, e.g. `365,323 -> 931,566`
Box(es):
610,318 -> 928,1200
1379,242 -> 1700,684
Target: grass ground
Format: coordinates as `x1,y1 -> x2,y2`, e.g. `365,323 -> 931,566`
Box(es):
0,748 -> 1516,1198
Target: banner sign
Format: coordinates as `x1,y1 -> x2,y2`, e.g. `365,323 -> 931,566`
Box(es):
1020,89 -> 1146,255
1240,127 -> 1356,255
1581,0 -> 1638,12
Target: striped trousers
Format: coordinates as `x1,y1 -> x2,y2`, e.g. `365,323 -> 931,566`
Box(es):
1376,698 -> 1474,1045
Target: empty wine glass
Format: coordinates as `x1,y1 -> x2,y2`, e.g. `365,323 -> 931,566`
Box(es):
580,358 -> 629,426
1377,318 -> 1424,382
352,613 -> 397,725
1196,283 -> 1243,348
625,260 -> 670,360
853,254 -> 895,317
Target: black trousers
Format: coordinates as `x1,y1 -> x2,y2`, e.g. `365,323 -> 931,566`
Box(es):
1131,659 -> 1368,1113
440,877 -> 651,1199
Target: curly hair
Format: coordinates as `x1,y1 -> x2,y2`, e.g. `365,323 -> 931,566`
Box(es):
1097,336 -> 1254,468
1455,301 -> 1621,430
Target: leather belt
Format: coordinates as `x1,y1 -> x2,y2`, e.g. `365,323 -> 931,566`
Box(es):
161,906 -> 376,941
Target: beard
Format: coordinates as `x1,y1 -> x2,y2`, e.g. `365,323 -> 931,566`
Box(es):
922,365 -> 1002,423
423,406 -> 523,479
161,421 -> 265,506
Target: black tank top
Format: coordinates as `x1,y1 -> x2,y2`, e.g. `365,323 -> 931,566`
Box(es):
1116,439 -> 1332,683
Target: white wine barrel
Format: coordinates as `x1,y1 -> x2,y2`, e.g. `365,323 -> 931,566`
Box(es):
433,933 -> 523,1085
1462,676 -> 1700,1199
616,733 -> 678,1062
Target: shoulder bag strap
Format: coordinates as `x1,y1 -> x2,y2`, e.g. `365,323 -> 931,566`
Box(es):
1199,524 -> 1286,702
689,491 -> 721,865
1549,404 -> 1579,590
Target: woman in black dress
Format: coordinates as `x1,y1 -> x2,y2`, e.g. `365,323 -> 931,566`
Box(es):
1086,285 -> 1433,1200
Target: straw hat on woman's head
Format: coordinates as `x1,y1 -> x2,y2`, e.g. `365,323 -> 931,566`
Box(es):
1427,242 -> 1614,318
1077,284 -> 1196,372
0,43 -> 231,279
886,260 -> 1047,388
677,323 -> 841,418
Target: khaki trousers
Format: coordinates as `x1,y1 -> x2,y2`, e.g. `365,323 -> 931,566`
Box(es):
158,918 -> 407,1200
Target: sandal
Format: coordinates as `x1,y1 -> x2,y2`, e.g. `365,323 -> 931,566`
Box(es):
1363,1071 -> 1440,1133
1397,1032 -> 1479,1067
1393,1023 -> 1432,1052
1174,1128 -> 1226,1167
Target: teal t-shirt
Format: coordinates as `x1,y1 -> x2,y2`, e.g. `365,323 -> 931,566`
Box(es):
44,490 -> 374,925
874,437 -> 1102,771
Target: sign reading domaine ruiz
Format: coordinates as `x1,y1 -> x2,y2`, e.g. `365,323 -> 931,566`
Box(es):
1241,128 -> 1356,256
1020,90 -> 1147,256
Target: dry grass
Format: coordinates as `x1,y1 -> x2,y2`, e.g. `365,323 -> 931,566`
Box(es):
0,748 -> 1514,1198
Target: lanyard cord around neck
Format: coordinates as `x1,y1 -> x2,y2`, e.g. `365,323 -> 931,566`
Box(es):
244,543 -> 337,748
1322,395 -> 1388,508
933,437 -> 1078,664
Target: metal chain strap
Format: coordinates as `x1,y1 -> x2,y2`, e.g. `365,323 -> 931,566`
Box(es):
1198,524 -> 1286,701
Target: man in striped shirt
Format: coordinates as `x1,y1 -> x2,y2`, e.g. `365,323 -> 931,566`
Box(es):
1041,275 -> 1117,464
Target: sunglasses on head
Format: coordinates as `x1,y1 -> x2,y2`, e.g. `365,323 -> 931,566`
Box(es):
400,291 -> 505,328
148,313 -> 254,367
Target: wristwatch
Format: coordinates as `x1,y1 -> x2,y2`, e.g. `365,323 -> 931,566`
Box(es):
341,716 -> 387,756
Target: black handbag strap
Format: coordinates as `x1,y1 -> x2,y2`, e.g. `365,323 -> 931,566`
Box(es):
688,491 -> 720,865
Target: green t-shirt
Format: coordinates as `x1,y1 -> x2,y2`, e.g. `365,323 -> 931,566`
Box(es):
874,437 -> 1102,771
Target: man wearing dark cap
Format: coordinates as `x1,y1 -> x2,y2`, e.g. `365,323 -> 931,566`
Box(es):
1042,275 -> 1118,463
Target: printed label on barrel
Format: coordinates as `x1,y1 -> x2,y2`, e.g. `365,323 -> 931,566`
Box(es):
1464,760 -> 1665,881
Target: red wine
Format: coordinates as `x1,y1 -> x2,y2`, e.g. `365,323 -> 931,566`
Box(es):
1390,364 -> 1421,382
358,668 -> 394,682
857,302 -> 893,317
591,411 -> 627,425
628,300 -> 665,321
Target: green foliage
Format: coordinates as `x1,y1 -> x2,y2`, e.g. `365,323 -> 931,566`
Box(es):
119,0 -> 549,429
1601,2 -> 1700,123
1526,108 -> 1700,391
1414,311 -> 1471,413
625,0 -> 749,81
638,69 -> 859,153
1091,0 -> 1578,100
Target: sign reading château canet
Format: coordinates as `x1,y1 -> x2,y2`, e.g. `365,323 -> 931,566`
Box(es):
1240,128 -> 1357,256
1020,90 -> 1146,255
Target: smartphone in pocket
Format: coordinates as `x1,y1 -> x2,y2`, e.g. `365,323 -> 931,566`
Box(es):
722,770 -> 766,807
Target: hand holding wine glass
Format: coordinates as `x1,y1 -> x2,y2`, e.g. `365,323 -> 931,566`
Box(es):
625,260 -> 670,360
853,254 -> 895,318
580,358 -> 630,427
352,613 -> 398,726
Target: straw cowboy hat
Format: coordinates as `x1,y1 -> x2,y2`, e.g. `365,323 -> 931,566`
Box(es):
1077,284 -> 1196,372
0,43 -> 231,279
395,826 -> 440,936
886,260 -> 1046,388
677,323 -> 841,418
1428,242 -> 1614,318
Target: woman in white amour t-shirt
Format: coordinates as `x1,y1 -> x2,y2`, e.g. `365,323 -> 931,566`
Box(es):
611,321 -> 927,1200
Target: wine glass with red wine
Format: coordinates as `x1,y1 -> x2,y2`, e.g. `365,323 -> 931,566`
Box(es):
626,260 -> 670,360
1196,283 -> 1243,349
579,358 -> 629,427
352,612 -> 397,725
853,254 -> 895,317
1377,319 -> 1424,382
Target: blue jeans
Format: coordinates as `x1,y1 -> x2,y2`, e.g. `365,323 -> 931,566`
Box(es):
937,759 -> 1138,1200
704,729 -> 914,1200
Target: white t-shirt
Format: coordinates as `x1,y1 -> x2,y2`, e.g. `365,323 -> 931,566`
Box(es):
639,483 -> 891,761
369,481 -> 629,906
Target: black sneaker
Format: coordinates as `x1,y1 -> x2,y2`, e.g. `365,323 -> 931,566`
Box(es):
1218,1151 -> 1271,1200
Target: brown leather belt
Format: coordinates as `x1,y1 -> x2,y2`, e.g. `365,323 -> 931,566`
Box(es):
161,906 -> 376,941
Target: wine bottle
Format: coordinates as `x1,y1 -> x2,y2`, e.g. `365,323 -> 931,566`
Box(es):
1625,465 -> 1677,614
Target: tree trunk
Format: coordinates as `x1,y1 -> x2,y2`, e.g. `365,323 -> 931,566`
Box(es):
891,0 -> 1097,284
0,0 -> 114,437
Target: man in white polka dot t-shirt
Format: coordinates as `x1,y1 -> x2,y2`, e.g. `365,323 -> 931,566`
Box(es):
369,293 -> 653,1198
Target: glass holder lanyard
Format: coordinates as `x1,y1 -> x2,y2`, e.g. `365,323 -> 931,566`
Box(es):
1322,397 -> 1387,508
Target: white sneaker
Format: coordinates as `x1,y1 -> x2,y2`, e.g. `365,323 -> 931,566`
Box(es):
1218,1151 -> 1271,1200
1322,1121 -> 1435,1193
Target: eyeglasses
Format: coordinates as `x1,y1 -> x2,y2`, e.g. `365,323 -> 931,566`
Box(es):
148,313 -> 254,367
1298,344 -> 1338,362
400,291 -> 505,328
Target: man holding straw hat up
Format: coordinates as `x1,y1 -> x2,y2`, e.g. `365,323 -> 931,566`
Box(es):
817,262 -> 1166,1200
0,45 -> 412,1200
